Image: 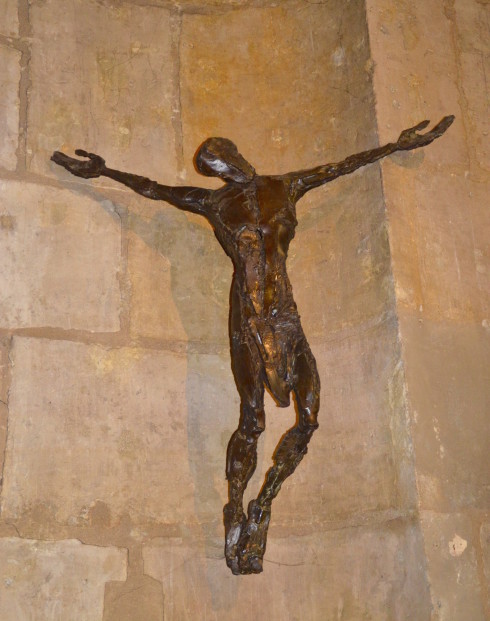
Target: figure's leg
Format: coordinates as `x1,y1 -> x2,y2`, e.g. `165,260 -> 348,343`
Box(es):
236,341 -> 320,574
224,340 -> 265,574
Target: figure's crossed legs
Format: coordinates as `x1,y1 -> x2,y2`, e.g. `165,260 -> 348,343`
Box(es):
225,340 -> 320,575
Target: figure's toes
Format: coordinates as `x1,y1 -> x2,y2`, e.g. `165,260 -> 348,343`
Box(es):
238,554 -> 263,574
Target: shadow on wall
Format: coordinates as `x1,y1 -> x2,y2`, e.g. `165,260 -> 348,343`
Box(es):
48,164 -> 247,604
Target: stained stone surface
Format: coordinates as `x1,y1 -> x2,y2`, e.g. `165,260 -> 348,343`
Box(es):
1,337 -> 196,525
28,0 -> 176,181
0,0 -> 18,37
0,181 -> 121,331
180,0 -> 377,186
0,45 -> 21,171
0,537 -> 126,621
420,512 -> 487,621
143,520 -> 430,621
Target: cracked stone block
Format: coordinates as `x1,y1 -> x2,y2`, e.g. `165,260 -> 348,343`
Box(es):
144,520 -> 430,621
0,537 -> 126,621
28,0 -> 176,182
180,0 -> 377,187
1,337 -> 196,526
0,181 -> 121,331
126,201 -> 231,344
420,512 -> 486,621
0,0 -> 18,37
0,45 -> 21,170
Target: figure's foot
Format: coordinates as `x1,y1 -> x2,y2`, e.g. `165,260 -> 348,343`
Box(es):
223,502 -> 246,575
236,499 -> 271,575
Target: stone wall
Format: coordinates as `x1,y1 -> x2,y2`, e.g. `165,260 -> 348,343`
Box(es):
0,1 -> 487,620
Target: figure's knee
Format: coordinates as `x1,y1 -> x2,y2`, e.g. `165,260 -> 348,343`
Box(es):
299,396 -> 319,432
240,402 -> 265,438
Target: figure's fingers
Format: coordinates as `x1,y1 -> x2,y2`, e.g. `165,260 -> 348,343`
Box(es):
51,151 -> 74,166
75,149 -> 89,158
412,119 -> 430,132
432,115 -> 455,134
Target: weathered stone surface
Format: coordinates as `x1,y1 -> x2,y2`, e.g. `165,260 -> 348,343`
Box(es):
144,520 -> 430,621
420,512 -> 486,621
0,181 -> 121,331
401,317 -> 490,512
0,0 -> 18,37
0,45 -> 21,171
1,337 -> 196,525
0,537 -> 126,621
180,0 -> 377,186
126,200 -> 231,344
29,0 -> 176,181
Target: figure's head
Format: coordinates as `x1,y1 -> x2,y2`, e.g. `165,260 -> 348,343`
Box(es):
194,137 -> 255,183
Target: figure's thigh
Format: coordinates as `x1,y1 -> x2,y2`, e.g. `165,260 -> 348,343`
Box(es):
292,340 -> 320,428
231,337 -> 265,413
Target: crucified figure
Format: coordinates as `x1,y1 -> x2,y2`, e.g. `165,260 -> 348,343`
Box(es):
51,115 -> 453,574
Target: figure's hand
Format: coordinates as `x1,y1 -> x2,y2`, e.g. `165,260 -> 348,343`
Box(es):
51,149 -> 106,178
396,115 -> 455,151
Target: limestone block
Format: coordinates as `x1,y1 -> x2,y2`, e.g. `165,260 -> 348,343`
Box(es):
0,537 -> 126,621
459,49 -> 490,171
420,511 -> 486,621
453,0 -> 490,54
0,338 -> 10,495
1,337 -> 196,525
257,319 -> 401,524
0,0 -> 18,37
180,0 -> 377,186
290,168 -> 393,341
28,0 -> 176,181
481,522 -> 490,612
401,317 -> 490,512
0,45 -> 21,170
366,0 -> 468,171
103,573 -> 164,621
126,201 -> 231,344
0,181 -> 121,331
382,167 -> 490,322
144,520 -> 430,621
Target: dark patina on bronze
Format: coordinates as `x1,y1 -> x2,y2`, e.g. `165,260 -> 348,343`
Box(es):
51,115 -> 454,574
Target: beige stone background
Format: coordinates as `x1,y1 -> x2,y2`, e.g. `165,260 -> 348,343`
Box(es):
0,0 -> 488,619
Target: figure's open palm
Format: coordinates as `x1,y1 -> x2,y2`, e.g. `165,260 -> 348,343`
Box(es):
397,115 -> 455,151
51,149 -> 106,178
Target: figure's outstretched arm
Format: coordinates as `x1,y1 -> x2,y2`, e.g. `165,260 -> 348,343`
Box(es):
51,149 -> 211,216
287,116 -> 454,200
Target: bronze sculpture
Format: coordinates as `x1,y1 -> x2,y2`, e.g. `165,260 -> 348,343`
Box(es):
51,115 -> 454,574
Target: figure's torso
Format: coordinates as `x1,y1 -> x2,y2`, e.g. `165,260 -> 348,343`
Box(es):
208,176 -> 298,320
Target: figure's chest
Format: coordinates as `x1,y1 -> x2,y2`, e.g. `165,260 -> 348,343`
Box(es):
212,177 -> 296,234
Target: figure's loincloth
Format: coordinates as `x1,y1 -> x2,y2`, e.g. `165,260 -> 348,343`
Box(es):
242,306 -> 309,407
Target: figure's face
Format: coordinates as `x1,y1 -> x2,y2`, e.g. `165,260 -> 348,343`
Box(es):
194,137 -> 255,183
